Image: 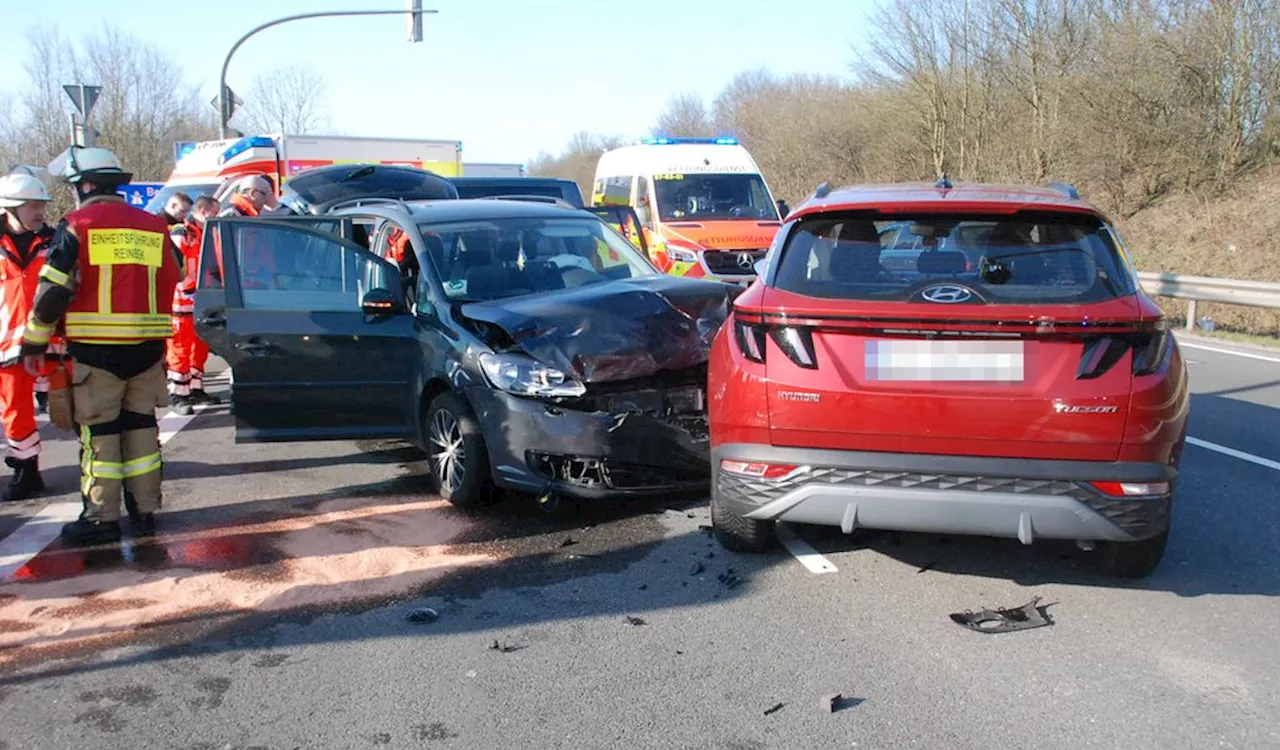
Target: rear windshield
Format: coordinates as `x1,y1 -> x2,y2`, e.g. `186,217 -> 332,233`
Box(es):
453,181 -> 583,207
772,212 -> 1137,304
285,165 -> 457,206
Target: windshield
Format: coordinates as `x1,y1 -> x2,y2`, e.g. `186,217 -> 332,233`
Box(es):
419,216 -> 659,302
772,212 -> 1138,304
653,173 -> 778,222
144,183 -> 218,214
284,165 -> 457,207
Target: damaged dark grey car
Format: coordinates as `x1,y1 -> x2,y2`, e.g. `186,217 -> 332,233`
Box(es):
193,199 -> 737,507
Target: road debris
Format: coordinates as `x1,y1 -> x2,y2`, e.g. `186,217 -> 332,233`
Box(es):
638,584 -> 648,591
405,607 -> 439,624
949,596 -> 1054,634
764,702 -> 785,716
559,537 -> 579,548
690,561 -> 705,576
488,639 -> 524,653
698,524 -> 713,536
823,693 -> 842,713
717,569 -> 745,589
917,560 -> 939,574
624,615 -> 647,626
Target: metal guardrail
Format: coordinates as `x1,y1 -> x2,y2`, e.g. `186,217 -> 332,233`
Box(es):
1137,272 -> 1280,331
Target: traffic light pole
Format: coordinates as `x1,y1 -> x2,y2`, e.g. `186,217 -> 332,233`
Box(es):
218,5 -> 437,138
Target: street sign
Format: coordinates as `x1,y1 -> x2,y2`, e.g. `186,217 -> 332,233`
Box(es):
210,85 -> 242,122
174,141 -> 198,164
116,182 -> 165,209
63,84 -> 102,119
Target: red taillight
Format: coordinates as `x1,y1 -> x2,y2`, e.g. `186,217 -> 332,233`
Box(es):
720,460 -> 805,480
733,318 -> 767,363
1089,481 -> 1169,497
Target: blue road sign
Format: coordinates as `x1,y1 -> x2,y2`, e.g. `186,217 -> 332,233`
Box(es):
174,141 -> 197,164
117,182 -> 165,209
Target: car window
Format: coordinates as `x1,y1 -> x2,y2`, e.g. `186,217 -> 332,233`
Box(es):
773,212 -> 1138,304
284,165 -> 457,207
228,223 -> 398,311
417,216 -> 657,302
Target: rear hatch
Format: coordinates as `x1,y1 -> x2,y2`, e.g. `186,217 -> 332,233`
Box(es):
748,211 -> 1157,461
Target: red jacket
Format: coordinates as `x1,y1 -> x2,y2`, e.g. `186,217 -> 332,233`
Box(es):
0,225 -> 63,367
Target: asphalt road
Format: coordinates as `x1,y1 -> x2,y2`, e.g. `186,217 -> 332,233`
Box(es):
0,333 -> 1277,750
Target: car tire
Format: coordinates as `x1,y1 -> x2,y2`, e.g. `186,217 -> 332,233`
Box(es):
710,487 -> 775,553
424,392 -> 494,508
1097,529 -> 1169,578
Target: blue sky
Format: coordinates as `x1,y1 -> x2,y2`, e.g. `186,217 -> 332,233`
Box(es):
4,0 -> 879,164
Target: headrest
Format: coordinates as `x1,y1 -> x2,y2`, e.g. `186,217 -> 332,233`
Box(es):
916,251 -> 967,275
837,220 -> 880,243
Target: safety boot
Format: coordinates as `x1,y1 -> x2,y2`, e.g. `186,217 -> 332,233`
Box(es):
60,518 -> 122,546
2,456 -> 45,502
188,389 -> 221,405
170,394 -> 193,416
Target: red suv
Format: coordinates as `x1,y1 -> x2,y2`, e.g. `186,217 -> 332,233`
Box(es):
707,180 -> 1190,577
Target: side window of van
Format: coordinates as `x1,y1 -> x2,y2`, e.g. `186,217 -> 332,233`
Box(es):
635,176 -> 652,229
601,176 -> 632,207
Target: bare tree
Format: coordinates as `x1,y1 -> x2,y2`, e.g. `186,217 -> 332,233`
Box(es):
652,92 -> 715,137
527,131 -> 626,199
235,64 -> 329,135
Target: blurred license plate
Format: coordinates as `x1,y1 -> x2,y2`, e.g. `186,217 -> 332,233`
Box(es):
864,340 -> 1024,382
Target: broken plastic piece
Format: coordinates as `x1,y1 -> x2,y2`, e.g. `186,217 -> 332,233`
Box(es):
624,615 -> 647,626
717,569 -> 745,589
689,561 -> 705,576
559,537 -> 578,548
488,639 -> 523,653
948,596 -> 1053,634
823,693 -> 842,713
405,607 -> 439,624
764,702 -> 785,716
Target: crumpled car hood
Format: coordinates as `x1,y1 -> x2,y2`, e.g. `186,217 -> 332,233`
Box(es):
459,276 -> 738,383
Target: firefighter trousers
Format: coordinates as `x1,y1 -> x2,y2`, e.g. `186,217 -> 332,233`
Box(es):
165,314 -> 211,396
0,364 -> 40,460
71,360 -> 169,523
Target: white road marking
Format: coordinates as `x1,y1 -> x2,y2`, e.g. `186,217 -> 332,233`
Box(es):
1178,341 -> 1280,365
0,370 -> 231,582
1187,436 -> 1280,472
776,523 -> 839,574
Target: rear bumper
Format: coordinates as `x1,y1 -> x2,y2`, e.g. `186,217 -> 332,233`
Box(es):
712,443 -> 1175,543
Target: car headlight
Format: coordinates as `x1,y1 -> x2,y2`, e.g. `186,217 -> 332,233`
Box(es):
479,352 -> 587,398
667,247 -> 698,263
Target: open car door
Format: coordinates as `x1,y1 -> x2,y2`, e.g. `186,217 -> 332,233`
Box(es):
583,206 -> 649,256
193,217 -> 422,443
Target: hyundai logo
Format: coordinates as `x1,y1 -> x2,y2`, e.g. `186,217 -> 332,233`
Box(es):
921,285 -> 973,304
737,252 -> 755,270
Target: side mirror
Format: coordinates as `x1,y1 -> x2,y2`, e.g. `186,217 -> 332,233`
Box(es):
362,288 -> 401,317
753,259 -> 768,278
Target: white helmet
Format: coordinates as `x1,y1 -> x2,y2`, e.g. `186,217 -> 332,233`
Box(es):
47,146 -> 133,185
0,174 -> 53,208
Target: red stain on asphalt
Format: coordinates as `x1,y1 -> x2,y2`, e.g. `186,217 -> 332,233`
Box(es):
0,497 -> 496,665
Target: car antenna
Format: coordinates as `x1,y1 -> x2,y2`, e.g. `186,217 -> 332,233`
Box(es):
814,181 -> 832,199
934,172 -> 953,189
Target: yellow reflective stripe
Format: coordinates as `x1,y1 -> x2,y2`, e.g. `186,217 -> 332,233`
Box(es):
39,264 -> 72,288
99,264 -> 113,315
90,460 -> 124,480
24,319 -> 53,345
147,266 -> 157,314
122,452 -> 162,478
66,312 -> 171,324
80,424 -> 93,496
65,324 -> 174,339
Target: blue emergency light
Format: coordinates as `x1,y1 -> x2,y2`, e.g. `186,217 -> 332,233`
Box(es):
219,136 -> 276,165
640,136 -> 739,146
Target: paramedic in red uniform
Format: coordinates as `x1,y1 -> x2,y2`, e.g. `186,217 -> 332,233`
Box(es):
0,173 -> 59,501
166,195 -> 221,414
22,147 -> 182,545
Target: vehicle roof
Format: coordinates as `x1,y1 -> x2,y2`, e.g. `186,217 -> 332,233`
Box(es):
792,181 -> 1107,220
594,142 -> 761,177
347,197 -> 593,223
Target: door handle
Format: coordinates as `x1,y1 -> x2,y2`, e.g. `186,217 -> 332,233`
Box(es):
236,337 -> 274,355
198,313 -> 226,328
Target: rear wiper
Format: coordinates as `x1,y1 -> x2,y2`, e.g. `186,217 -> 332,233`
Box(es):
342,165 -> 376,182
978,247 -> 1118,295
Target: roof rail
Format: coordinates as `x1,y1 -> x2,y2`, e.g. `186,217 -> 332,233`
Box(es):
814,182 -> 832,199
478,194 -> 578,209
1045,181 -> 1081,199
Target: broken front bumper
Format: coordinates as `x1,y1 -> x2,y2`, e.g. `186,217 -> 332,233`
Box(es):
464,386 -> 711,500
712,444 -> 1176,544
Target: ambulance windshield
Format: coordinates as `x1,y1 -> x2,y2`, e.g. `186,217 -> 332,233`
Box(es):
653,173 -> 778,222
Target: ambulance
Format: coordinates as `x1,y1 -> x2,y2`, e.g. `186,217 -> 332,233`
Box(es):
145,134 -> 464,213
591,137 -> 782,283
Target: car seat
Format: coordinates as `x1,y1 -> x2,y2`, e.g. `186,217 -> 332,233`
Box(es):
828,220 -> 885,282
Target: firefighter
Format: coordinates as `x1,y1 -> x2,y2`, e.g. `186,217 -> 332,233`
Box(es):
218,175 -> 271,218
159,192 -> 192,230
22,146 -> 182,545
0,173 -> 58,502
166,195 -> 221,414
